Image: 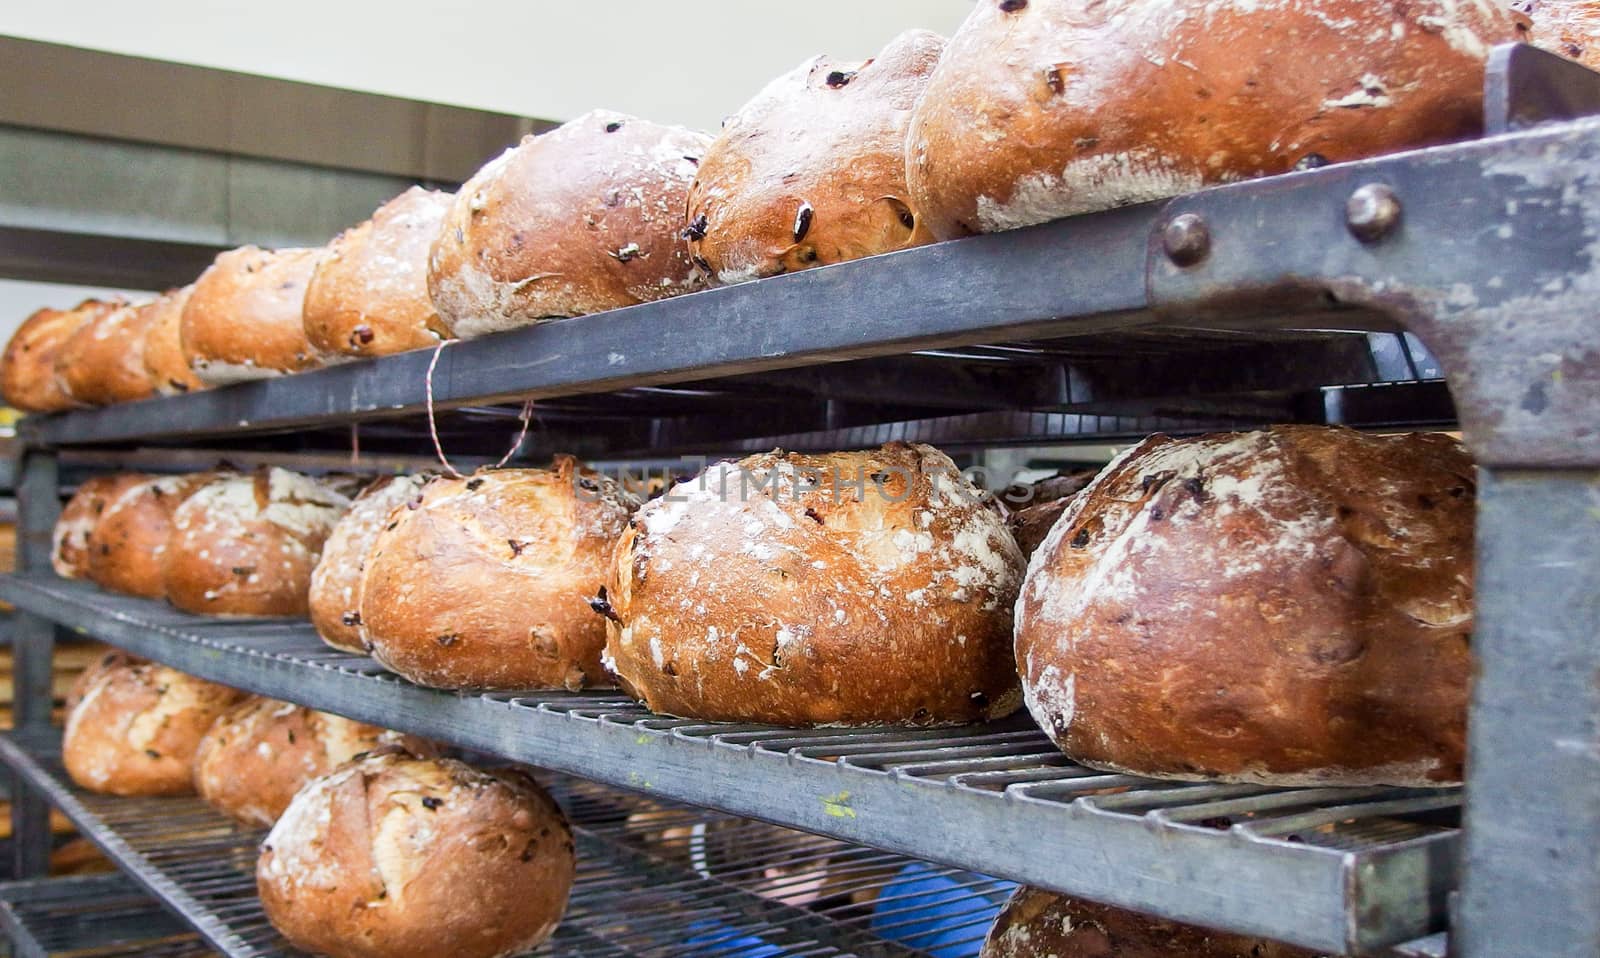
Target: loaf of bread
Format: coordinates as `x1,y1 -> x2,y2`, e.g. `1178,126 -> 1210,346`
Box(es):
684,30 -> 941,284
361,459 -> 637,689
982,886 -> 1324,958
1006,471 -> 1096,559
906,0 -> 1518,237
181,246 -> 322,384
1520,0 -> 1600,67
309,474 -> 432,653
304,187 -> 454,361
63,648 -> 142,714
428,110 -> 710,339
1016,426 -> 1474,787
604,442 -> 1026,726
258,750 -> 575,958
52,473 -> 152,579
139,286 -> 204,396
62,658 -> 245,796
2,300 -> 115,412
194,696 -> 431,827
165,467 -> 351,617
55,301 -> 159,406
86,473 -> 209,598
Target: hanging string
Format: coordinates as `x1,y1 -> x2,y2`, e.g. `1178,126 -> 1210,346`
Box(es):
425,339 -> 536,478
349,422 -> 360,466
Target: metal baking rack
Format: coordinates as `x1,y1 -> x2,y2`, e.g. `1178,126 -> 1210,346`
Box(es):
0,873 -> 214,958
3,40 -> 1599,958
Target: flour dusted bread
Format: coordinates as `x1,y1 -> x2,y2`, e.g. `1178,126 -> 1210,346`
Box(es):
194,696 -> 431,827
257,751 -> 575,958
181,246 -> 322,384
165,467 -> 351,617
907,0 -> 1519,237
55,301 -> 159,406
64,648 -> 141,715
86,473 -> 209,599
140,286 -> 204,395
1520,0 -> 1600,68
309,474 -> 432,653
304,187 -> 454,360
360,459 -> 637,689
2,300 -> 112,412
52,473 -> 152,579
428,110 -> 709,338
63,658 -> 245,796
604,442 -> 1025,726
685,30 -> 941,285
982,886 -> 1324,958
1016,426 -> 1475,787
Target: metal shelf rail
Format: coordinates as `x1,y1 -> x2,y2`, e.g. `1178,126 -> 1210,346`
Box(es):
0,575 -> 1460,955
0,728 -> 1022,958
0,873 -> 213,958
5,41 -> 1600,958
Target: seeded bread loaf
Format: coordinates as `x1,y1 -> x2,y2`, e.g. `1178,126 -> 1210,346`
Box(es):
2,300 -> 114,412
182,246 -> 322,384
309,474 -> 432,653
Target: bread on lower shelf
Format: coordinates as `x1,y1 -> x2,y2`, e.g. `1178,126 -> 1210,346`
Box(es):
1016,425 -> 1475,787
604,441 -> 1026,726
1522,0 -> 1600,69
257,749 -> 575,958
193,695 -> 431,827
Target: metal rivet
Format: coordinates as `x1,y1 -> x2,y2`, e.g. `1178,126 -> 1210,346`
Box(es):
1347,184 -> 1402,243
1162,213 -> 1211,267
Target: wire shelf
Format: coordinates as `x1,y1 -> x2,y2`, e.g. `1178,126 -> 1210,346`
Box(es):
0,873 -> 215,957
0,574 -> 1460,954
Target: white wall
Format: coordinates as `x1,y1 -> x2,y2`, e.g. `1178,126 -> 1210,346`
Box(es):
0,0 -> 976,132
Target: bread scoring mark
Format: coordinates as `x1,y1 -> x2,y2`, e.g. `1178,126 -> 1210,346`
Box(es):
976,152 -> 1206,232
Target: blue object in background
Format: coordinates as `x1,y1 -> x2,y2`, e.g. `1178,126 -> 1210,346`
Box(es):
869,862 -> 1018,958
683,918 -> 786,957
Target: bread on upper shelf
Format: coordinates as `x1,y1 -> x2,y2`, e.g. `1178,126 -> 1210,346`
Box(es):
1520,0 -> 1600,69
428,110 -> 710,339
139,285 -> 205,396
684,29 -> 942,285
55,301 -> 160,406
182,246 -> 323,385
2,300 -> 117,413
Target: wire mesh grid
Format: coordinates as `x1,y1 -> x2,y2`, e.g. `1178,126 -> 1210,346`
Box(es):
0,873 -> 216,957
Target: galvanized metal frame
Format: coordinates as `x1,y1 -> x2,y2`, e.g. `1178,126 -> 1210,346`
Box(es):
2,40 -> 1598,958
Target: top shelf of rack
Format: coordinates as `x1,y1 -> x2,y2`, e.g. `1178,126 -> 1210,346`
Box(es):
18,46 -> 1600,463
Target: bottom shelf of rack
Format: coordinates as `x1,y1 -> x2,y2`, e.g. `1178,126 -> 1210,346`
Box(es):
0,729 -> 1015,958
0,872 -> 213,957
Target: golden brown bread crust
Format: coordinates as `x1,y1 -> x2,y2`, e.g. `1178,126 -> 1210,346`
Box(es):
52,474 -> 152,579
194,696 -> 433,827
1006,471 -> 1097,559
685,30 -> 941,284
140,286 -> 204,396
258,752 -> 575,958
427,110 -> 710,339
906,0 -> 1519,238
304,187 -> 455,360
1519,0 -> 1600,67
2,300 -> 113,412
1016,426 -> 1475,786
309,474 -> 433,653
62,659 -> 245,796
361,460 -> 637,690
164,468 -> 351,617
63,649 -> 143,715
181,246 -> 322,384
605,442 -> 1026,726
86,473 -> 209,599
55,301 -> 160,406
981,887 -> 1325,958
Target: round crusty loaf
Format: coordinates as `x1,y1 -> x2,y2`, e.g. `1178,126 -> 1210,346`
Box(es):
52,473 -> 153,579
1016,426 -> 1475,787
194,696 -> 431,827
982,886 -> 1324,958
304,187 -> 454,361
1006,471 -> 1096,560
62,658 -> 245,796
360,459 -> 637,690
309,474 -> 432,653
86,473 -> 210,599
64,648 -> 141,715
258,751 -> 575,958
140,286 -> 205,396
604,442 -> 1026,726
428,110 -> 710,339
2,300 -> 115,412
684,30 -> 941,285
181,246 -> 322,384
906,0 -> 1519,237
55,300 -> 159,406
165,467 -> 351,617
1519,0 -> 1600,68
